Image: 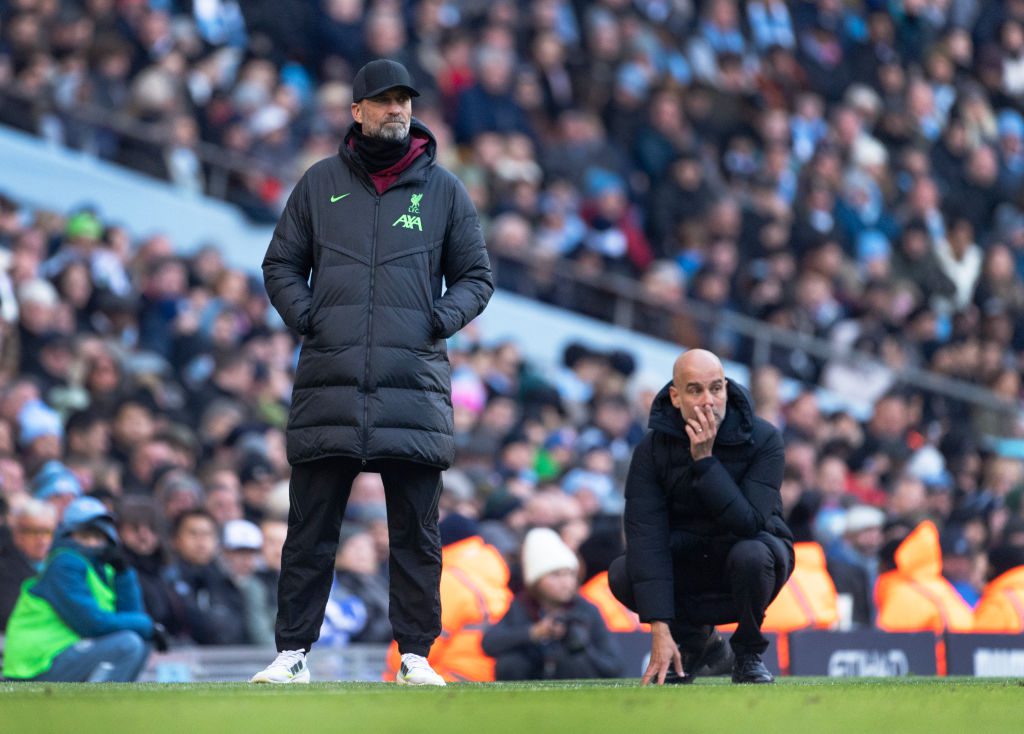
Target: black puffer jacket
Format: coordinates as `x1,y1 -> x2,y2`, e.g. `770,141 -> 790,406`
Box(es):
263,120 -> 493,467
0,527 -> 35,631
623,380 -> 793,622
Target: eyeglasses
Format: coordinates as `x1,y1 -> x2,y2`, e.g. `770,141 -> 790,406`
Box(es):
14,526 -> 54,537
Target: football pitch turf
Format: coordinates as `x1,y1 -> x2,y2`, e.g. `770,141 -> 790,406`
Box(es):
1,678 -> 1020,734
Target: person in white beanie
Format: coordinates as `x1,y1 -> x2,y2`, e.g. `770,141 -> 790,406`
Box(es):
481,527 -> 622,680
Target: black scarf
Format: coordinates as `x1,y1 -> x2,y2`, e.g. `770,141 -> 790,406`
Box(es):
352,124 -> 411,172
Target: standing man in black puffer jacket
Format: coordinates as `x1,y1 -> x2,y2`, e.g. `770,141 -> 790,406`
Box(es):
255,59 -> 493,686
609,349 -> 794,685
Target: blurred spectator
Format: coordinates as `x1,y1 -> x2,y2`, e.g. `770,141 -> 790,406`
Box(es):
31,459 -> 83,518
384,513 -> 512,682
321,530 -> 391,646
483,527 -> 622,680
202,465 -> 244,526
974,544 -> 1024,632
221,518 -> 275,645
2,496 -> 164,682
162,508 -> 248,645
455,46 -> 533,143
118,495 -> 175,632
941,527 -> 984,608
875,520 -> 975,662
760,541 -> 838,672
825,504 -> 885,627
0,498 -> 57,629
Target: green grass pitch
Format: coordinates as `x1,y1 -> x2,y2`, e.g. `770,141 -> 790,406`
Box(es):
2,678 -> 1021,734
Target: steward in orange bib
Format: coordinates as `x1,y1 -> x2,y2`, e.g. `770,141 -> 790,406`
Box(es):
974,545 -> 1024,633
578,530 -> 647,633
874,520 -> 973,674
384,514 -> 511,682
581,571 -> 646,632
761,541 -> 839,671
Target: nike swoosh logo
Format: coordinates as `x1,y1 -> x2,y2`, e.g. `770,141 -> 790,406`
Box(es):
330,193 -> 350,202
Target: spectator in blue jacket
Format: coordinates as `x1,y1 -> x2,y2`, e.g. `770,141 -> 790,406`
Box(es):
2,496 -> 168,681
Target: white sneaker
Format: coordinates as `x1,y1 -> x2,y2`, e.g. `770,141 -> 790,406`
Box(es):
251,649 -> 310,684
396,653 -> 446,686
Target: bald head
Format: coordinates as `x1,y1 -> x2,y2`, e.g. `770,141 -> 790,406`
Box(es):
669,349 -> 728,427
673,349 -> 724,386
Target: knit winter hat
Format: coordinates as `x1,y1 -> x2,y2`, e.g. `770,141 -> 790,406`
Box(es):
521,527 -> 579,586
32,460 -> 83,500
18,400 -> 65,447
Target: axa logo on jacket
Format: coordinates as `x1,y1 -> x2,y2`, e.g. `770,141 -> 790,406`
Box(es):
393,214 -> 423,230
394,193 -> 425,230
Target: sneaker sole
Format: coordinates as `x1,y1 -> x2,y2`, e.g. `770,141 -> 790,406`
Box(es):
396,674 -> 446,687
251,670 -> 311,684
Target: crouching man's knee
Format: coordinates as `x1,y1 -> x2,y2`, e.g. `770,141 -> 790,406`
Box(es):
725,540 -> 775,581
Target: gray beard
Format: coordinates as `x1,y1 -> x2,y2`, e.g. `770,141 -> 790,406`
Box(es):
372,121 -> 410,142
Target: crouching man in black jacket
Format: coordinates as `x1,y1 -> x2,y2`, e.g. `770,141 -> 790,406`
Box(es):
609,349 -> 794,684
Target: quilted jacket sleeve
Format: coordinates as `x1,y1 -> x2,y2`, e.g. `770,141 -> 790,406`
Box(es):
262,175 -> 315,335
623,432 -> 675,622
432,177 -> 493,338
690,426 -> 785,537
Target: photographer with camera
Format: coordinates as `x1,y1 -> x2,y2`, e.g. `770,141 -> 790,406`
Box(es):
482,527 -> 622,680
2,497 -> 169,682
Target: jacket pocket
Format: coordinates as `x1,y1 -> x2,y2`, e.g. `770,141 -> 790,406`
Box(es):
317,236 -> 371,264
375,238 -> 442,265
379,239 -> 444,343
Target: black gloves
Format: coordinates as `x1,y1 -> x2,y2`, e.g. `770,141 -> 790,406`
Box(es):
102,544 -> 129,574
151,622 -> 171,653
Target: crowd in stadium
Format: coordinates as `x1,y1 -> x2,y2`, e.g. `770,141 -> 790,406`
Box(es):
2,0 -> 1024,677
3,0 -> 1024,397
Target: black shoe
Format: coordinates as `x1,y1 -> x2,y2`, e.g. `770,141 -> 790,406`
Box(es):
663,632 -> 735,684
731,652 -> 774,684
662,668 -> 696,685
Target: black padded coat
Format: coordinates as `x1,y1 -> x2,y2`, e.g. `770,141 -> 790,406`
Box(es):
262,120 -> 493,468
623,380 -> 794,622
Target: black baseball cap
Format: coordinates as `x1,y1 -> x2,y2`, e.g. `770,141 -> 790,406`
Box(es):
352,59 -> 420,102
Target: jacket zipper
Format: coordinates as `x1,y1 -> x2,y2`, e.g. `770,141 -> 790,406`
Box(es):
363,196 -> 380,462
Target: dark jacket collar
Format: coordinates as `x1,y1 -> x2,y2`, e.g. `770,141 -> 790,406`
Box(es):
648,379 -> 756,446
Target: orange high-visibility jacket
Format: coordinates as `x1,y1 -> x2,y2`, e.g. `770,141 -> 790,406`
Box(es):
384,536 -> 512,682
974,566 -> 1024,633
756,541 -> 838,672
874,521 -> 974,635
580,570 -> 649,632
762,542 -> 839,633
874,521 -> 974,676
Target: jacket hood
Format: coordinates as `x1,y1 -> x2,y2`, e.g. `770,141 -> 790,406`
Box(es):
340,118 -> 437,172
894,520 -> 942,580
648,378 -> 756,445
48,534 -> 109,572
986,565 -> 1024,592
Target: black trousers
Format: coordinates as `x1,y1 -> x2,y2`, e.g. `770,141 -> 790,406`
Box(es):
275,456 -> 443,657
608,532 -> 794,655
